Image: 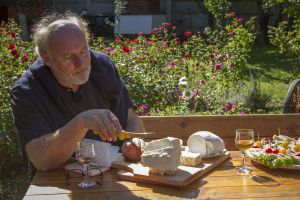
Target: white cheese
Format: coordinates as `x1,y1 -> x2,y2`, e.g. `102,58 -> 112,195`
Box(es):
187,131 -> 225,156
180,151 -> 202,166
141,137 -> 182,175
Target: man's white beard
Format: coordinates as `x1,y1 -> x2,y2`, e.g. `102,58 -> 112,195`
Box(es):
52,65 -> 91,86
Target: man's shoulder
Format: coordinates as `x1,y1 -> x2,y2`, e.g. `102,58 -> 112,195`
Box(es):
90,50 -> 116,74
11,58 -> 47,92
90,50 -> 111,63
12,68 -> 34,92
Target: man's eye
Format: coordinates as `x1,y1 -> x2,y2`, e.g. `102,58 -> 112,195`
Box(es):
64,55 -> 72,60
81,51 -> 88,56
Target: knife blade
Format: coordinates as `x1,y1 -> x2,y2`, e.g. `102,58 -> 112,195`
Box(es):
117,130 -> 155,140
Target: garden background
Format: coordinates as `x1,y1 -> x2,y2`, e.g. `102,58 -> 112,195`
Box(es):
1,0 -> 299,199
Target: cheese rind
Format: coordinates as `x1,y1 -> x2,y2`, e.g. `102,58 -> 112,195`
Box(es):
180,151 -> 202,166
141,137 -> 182,175
187,131 -> 225,155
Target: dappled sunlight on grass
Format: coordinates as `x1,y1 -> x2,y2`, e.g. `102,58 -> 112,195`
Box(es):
246,45 -> 298,113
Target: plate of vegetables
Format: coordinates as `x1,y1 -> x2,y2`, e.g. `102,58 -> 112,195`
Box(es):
246,135 -> 300,169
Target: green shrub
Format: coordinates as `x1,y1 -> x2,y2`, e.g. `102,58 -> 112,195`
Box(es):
90,10 -> 255,115
0,19 -> 35,174
264,0 -> 300,69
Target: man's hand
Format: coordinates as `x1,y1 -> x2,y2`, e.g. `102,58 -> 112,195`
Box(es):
121,139 -> 143,162
75,109 -> 122,142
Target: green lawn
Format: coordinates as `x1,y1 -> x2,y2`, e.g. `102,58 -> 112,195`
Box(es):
247,45 -> 298,113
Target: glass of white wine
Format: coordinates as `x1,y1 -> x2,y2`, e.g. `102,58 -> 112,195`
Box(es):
235,129 -> 254,174
76,140 -> 96,188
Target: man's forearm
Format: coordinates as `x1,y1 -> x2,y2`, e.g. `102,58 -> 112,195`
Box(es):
126,108 -> 144,132
25,118 -> 87,171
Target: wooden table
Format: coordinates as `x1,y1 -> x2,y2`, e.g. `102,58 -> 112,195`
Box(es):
23,151 -> 300,200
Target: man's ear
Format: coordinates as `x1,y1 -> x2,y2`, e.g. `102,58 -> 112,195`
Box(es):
40,51 -> 51,67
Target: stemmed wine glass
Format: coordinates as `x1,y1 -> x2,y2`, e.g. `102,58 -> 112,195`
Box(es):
235,129 -> 254,174
76,140 -> 96,188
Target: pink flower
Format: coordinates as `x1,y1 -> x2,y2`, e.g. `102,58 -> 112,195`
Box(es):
139,104 -> 148,116
122,46 -> 132,53
237,18 -> 243,23
150,28 -> 158,34
114,37 -> 121,43
163,22 -> 172,27
167,60 -> 175,68
175,39 -> 181,45
184,31 -> 192,37
193,89 -> 199,97
146,39 -> 153,44
8,43 -> 15,49
131,39 -> 137,43
210,53 -> 215,60
175,85 -> 181,94
137,32 -> 143,35
224,102 -> 233,111
182,53 -> 190,59
215,64 -> 222,70
10,49 -> 19,58
228,11 -> 235,17
161,41 -> 168,48
22,54 -> 29,62
200,79 -> 206,85
240,112 -> 246,115
7,31 -> 16,37
104,46 -> 115,55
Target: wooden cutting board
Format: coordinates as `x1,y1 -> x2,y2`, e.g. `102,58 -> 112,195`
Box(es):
111,151 -> 230,188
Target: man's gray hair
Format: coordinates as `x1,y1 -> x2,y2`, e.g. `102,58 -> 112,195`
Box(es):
33,11 -> 88,56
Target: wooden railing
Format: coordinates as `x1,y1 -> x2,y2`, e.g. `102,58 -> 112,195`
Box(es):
140,114 -> 300,150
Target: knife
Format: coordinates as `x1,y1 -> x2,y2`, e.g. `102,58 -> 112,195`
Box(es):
116,130 -> 155,140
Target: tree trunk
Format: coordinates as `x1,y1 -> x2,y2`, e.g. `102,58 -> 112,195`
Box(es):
256,0 -> 270,44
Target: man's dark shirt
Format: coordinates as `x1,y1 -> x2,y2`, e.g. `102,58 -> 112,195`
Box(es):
11,50 -> 133,152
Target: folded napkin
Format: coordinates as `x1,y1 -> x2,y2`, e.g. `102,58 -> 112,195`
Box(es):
65,139 -> 124,176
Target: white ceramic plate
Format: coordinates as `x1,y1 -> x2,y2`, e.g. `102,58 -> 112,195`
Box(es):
246,148 -> 300,170
182,146 -> 227,158
202,149 -> 228,158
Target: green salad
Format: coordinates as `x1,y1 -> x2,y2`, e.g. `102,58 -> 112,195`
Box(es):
253,154 -> 300,169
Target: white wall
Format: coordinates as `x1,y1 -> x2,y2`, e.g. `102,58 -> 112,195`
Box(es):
114,15 -> 166,34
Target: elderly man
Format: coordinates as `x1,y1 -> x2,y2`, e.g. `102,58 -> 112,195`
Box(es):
11,12 -> 143,171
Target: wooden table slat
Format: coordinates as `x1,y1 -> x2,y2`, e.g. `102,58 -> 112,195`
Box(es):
24,151 -> 300,200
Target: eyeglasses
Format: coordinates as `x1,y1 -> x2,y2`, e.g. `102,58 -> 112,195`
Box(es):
65,166 -> 103,187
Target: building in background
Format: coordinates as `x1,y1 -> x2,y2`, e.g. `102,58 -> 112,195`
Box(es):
0,0 -> 281,42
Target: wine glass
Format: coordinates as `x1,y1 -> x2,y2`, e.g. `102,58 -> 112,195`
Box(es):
76,140 -> 96,188
235,129 -> 254,174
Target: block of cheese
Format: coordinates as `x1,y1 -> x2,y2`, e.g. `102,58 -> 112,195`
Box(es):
187,131 -> 225,156
180,151 -> 202,166
141,137 -> 182,175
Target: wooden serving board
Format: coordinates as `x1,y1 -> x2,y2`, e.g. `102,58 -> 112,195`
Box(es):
111,151 -> 230,187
